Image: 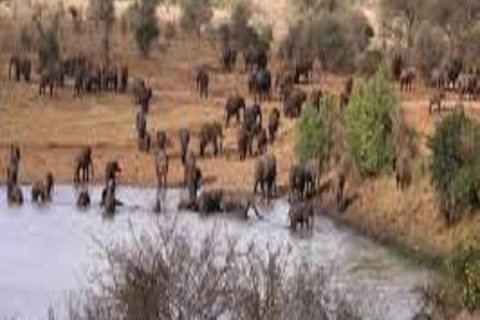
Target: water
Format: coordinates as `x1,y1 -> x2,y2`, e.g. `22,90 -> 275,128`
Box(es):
0,186 -> 430,320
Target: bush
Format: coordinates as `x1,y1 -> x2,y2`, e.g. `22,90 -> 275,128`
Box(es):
450,239 -> 480,311
345,68 -> 397,176
281,8 -> 372,73
413,22 -> 447,80
135,15 -> 160,56
429,113 -> 480,223
179,0 -> 213,34
356,49 -> 385,78
296,103 -> 328,165
37,23 -> 60,72
68,224 -> 363,320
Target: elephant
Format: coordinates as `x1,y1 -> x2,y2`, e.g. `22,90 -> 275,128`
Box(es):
243,103 -> 262,129
9,55 -> 31,82
198,189 -> 224,215
195,66 -> 209,99
7,183 -> 23,206
74,147 -> 94,185
136,110 -> 148,140
249,69 -> 271,101
31,172 -> 54,204
105,160 -> 121,184
184,153 -> 202,202
138,132 -> 151,153
268,108 -> 281,143
253,153 -> 277,200
156,130 -> 167,151
39,66 -> 62,97
284,89 -> 307,118
101,66 -> 118,91
199,122 -> 223,157
244,46 -> 268,73
431,67 -> 448,90
289,164 -> 316,202
289,201 -> 314,231
458,73 -> 478,101
133,78 -> 153,113
74,66 -> 87,96
220,47 -> 237,72
179,128 -> 190,164
395,152 -> 412,190
400,68 -> 415,91
102,178 -> 117,215
225,95 -> 246,127
155,149 -> 169,192
237,126 -> 251,161
256,127 -> 268,155
292,59 -> 313,84
275,71 -> 294,101
76,189 -> 91,210
119,65 -> 129,93
6,144 -> 21,186
429,90 -> 446,114
83,66 -> 102,93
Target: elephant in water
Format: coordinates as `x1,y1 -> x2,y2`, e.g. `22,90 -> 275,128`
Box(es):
31,172 -> 54,204
74,147 -> 94,186
289,201 -> 314,231
7,184 -> 23,206
76,188 -> 91,210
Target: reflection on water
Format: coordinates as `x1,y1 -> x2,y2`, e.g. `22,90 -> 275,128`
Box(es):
0,186 -> 429,320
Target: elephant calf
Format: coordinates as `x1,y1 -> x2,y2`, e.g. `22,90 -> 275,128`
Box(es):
289,201 -> 314,231
74,147 -> 94,186
268,108 -> 280,144
195,66 -> 209,99
284,89 -> 307,118
76,189 -> 91,210
289,164 -> 317,202
225,95 -> 246,127
31,172 -> 54,204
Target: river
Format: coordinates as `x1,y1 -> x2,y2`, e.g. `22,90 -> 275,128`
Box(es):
0,185 -> 430,320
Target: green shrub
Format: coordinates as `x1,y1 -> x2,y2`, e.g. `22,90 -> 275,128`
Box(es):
450,239 -> 480,311
429,113 -> 480,223
135,15 -> 160,56
37,24 -> 60,72
345,68 -> 397,176
296,103 -> 328,166
356,49 -> 385,78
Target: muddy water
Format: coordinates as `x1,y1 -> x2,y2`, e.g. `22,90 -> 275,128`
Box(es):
0,186 -> 430,320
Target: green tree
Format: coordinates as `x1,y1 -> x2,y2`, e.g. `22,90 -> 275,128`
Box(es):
133,0 -> 161,56
296,103 -> 328,168
345,68 -> 397,176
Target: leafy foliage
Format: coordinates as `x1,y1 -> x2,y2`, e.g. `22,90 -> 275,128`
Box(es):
133,0 -> 161,56
37,22 -> 60,71
296,103 -> 328,166
345,68 -> 397,176
429,113 -> 480,222
450,239 -> 480,311
280,8 -> 373,73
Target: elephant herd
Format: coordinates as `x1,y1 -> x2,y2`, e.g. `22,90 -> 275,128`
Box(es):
5,44 -> 346,232
9,54 -> 129,98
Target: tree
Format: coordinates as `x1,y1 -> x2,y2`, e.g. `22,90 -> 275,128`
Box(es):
296,103 -> 328,171
88,0 -> 115,66
179,0 -> 213,37
133,0 -> 161,56
345,68 -> 397,176
380,0 -> 424,47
